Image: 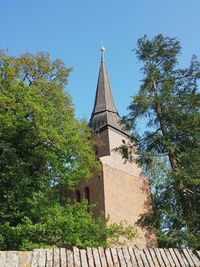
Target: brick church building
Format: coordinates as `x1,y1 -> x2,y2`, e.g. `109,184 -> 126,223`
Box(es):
70,47 -> 155,248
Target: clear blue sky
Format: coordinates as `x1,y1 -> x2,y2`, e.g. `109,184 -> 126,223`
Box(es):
1,0 -> 200,122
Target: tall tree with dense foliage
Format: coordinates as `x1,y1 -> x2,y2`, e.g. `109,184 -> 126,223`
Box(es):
125,35 -> 200,249
0,51 -> 136,250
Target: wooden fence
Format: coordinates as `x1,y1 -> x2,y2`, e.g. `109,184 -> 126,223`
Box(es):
0,247 -> 200,267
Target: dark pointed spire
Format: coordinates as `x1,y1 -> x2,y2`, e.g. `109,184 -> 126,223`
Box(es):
89,47 -> 126,134
91,46 -> 118,115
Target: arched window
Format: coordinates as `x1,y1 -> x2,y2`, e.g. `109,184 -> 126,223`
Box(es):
76,190 -> 81,202
94,145 -> 98,155
84,187 -> 90,204
122,139 -> 128,159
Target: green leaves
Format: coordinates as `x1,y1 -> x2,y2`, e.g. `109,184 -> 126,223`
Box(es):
0,50 -> 136,250
0,51 -> 97,191
126,34 -> 200,249
136,34 -> 181,72
0,195 -> 137,250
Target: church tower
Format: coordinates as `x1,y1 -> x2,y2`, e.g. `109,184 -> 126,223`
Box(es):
73,47 -> 154,248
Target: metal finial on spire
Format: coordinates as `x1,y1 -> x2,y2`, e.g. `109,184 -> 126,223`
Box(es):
101,41 -> 105,61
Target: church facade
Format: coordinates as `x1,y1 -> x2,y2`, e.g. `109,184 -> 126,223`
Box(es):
70,48 -> 155,248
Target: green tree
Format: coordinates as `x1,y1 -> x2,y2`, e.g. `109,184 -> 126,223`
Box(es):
0,193 -> 137,250
0,51 -> 97,224
0,51 -> 137,250
125,35 -> 200,249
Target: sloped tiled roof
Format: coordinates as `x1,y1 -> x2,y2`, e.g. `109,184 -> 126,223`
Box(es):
0,247 -> 200,266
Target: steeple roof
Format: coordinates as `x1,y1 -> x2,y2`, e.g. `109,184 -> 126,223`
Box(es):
91,47 -> 118,115
89,48 -> 127,135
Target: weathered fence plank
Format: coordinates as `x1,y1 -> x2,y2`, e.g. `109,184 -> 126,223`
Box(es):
196,251 -> 200,259
128,247 -> 138,266
80,249 -> 88,267
31,249 -> 40,267
67,249 -> 74,267
159,248 -> 171,267
104,248 -> 114,267
140,249 -> 150,267
168,248 -> 181,267
74,247 -> 81,267
133,248 -> 145,267
110,247 -> 120,267
92,248 -> 101,267
122,247 -> 133,267
179,249 -> 191,266
147,248 -> 160,267
183,249 -> 196,267
0,251 -> 7,267
86,247 -> 95,267
116,247 -> 126,266
0,247 -> 200,266
5,251 -> 19,267
187,249 -> 200,267
153,248 -> 166,266
53,248 -> 60,267
180,249 -> 190,267
164,248 -> 176,267
173,249 -> 187,267
98,248 -> 108,267
60,248 -> 67,267
18,251 -> 32,267
143,248 -> 155,267
38,249 -> 46,267
46,249 -> 53,267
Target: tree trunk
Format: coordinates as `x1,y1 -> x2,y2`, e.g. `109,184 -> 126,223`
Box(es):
152,80 -> 191,217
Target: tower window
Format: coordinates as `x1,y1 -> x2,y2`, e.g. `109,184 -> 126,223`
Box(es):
122,139 -> 128,159
84,187 -> 90,204
76,190 -> 81,202
94,145 -> 98,155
